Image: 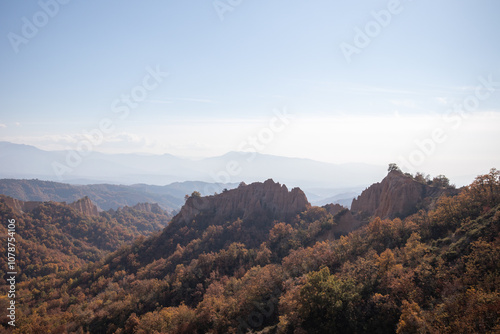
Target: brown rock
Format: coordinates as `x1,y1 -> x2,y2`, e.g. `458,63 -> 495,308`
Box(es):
351,170 -> 457,219
1,194 -> 99,217
323,203 -> 345,216
174,179 -> 310,224
323,203 -> 362,234
68,196 -> 100,216
0,194 -> 42,214
131,202 -> 164,214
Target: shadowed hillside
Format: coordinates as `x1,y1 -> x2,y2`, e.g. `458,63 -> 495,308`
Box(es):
0,195 -> 170,281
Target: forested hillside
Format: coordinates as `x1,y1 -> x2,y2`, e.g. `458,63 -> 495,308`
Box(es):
0,196 -> 170,281
1,169 -> 499,333
0,178 -> 239,212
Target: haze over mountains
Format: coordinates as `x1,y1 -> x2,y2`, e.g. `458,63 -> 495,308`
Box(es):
0,141 -> 386,209
0,179 -> 237,212
0,141 -> 385,189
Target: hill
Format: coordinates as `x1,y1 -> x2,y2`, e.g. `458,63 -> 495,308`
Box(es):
0,178 -> 238,212
1,169 -> 499,333
0,195 -> 170,281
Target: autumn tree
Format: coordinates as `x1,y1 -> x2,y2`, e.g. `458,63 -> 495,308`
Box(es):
396,300 -> 429,334
432,174 -> 451,188
298,267 -> 360,333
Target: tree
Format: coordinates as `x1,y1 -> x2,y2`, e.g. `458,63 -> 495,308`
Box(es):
388,163 -> 401,173
396,301 -> 429,334
432,175 -> 451,188
467,168 -> 500,208
298,267 -> 360,333
414,172 -> 426,183
376,249 -> 397,276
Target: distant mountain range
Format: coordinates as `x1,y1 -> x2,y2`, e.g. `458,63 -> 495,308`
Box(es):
0,141 -> 385,189
0,177 -> 360,213
0,178 -> 239,212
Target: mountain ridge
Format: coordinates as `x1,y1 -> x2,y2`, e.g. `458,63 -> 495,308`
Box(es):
3,168 -> 498,333
175,179 -> 310,226
0,141 -> 385,188
0,178 -> 239,212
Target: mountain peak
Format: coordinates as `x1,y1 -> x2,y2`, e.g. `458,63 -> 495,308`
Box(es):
351,171 -> 457,219
174,179 -> 310,225
68,197 -> 100,216
131,202 -> 165,214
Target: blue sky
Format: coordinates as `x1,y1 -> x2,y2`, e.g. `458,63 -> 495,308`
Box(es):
1,0 -> 499,183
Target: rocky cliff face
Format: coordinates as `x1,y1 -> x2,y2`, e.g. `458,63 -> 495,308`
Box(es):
323,203 -> 361,234
351,170 -> 455,219
0,195 -> 42,214
174,179 -> 310,225
131,202 -> 164,214
68,197 -> 100,216
1,195 -> 99,217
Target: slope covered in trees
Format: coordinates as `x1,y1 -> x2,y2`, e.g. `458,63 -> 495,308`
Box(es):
1,170 -> 499,333
0,178 -> 238,212
0,196 -> 170,282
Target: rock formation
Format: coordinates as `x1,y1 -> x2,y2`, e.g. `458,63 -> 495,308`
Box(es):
351,170 -> 457,219
1,194 -> 100,217
174,179 -> 310,225
131,202 -> 165,214
68,197 -> 100,216
323,203 -> 361,234
0,195 -> 42,215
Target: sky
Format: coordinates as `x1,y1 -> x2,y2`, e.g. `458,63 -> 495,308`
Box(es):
1,0 -> 500,184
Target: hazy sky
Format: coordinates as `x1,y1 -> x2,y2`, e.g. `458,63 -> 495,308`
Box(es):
1,0 -> 499,183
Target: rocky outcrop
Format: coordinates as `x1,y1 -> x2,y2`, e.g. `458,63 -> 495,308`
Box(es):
1,194 -> 100,217
323,203 -> 362,234
131,202 -> 165,214
351,170 -> 457,219
174,179 -> 310,225
323,203 -> 345,216
68,197 -> 100,217
0,195 -> 42,214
